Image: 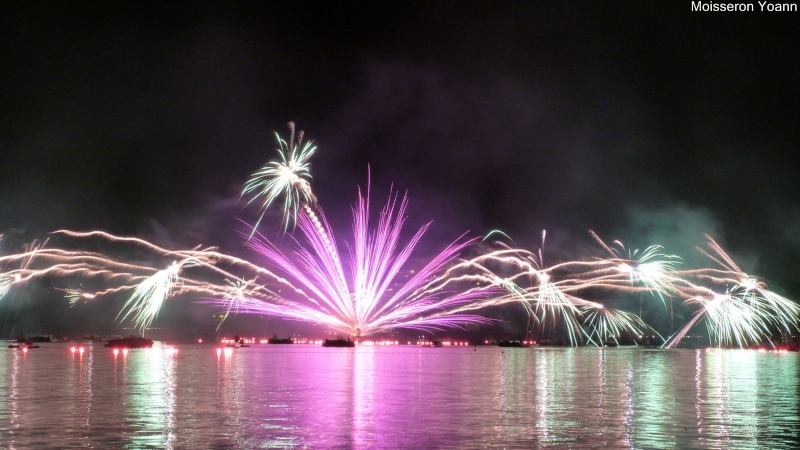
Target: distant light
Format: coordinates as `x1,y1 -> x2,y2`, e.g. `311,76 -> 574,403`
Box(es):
113,348 -> 119,356
198,338 -> 203,344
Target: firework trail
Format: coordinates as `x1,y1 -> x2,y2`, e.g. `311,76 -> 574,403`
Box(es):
0,229 -> 291,334
663,235 -> 800,348
447,233 -> 674,346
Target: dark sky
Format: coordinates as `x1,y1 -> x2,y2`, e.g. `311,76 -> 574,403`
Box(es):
1,1 -> 799,337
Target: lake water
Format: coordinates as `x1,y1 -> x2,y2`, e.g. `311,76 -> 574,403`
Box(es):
1,343 -> 798,449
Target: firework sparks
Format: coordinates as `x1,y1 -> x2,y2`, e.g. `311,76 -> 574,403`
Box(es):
63,287 -> 96,307
242,122 -> 317,234
117,258 -> 199,332
664,235 -> 800,348
590,230 -> 682,301
0,273 -> 19,301
240,185 -> 500,337
442,230 -> 686,346
216,278 -> 262,330
582,306 -> 658,347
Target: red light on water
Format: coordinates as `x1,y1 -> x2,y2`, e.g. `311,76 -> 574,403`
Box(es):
216,348 -> 222,356
113,348 -> 119,356
71,347 -> 76,353
79,347 -> 85,354
198,338 -> 203,344
122,348 -> 128,356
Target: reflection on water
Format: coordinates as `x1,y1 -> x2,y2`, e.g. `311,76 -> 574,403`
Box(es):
0,344 -> 798,448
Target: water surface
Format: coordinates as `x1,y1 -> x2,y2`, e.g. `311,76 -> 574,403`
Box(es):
1,343 -> 798,448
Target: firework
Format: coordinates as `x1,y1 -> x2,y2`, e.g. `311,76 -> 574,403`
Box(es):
434,231 -> 665,346
117,258 -> 200,332
240,185 -> 500,337
242,122 -> 317,233
582,306 -> 655,346
216,278 -> 262,330
590,231 -> 682,301
0,273 -> 18,301
0,192 -> 502,337
63,287 -> 95,307
663,235 -> 800,348
0,125 -> 796,347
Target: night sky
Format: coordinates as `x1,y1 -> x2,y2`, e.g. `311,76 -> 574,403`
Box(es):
1,1 -> 799,338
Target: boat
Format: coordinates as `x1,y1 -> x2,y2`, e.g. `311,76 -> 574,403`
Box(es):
104,336 -> 154,348
268,337 -> 294,344
322,337 -> 355,347
8,342 -> 39,349
537,339 -> 568,347
226,336 -> 250,348
13,334 -> 67,344
497,340 -> 528,347
10,336 -> 40,348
